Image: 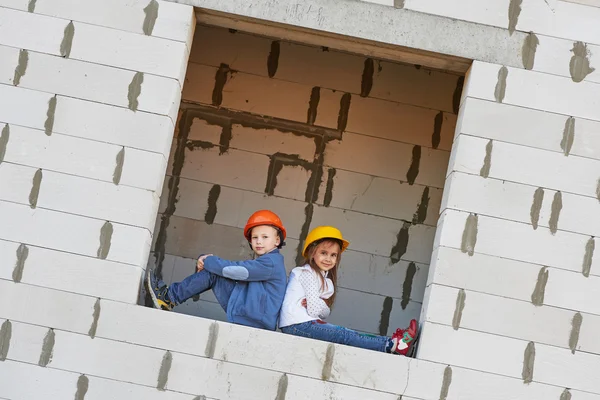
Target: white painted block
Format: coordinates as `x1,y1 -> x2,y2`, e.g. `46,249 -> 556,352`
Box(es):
85,374 -> 204,400
444,172 -> 600,237
0,85 -> 53,130
49,329 -> 166,387
37,170 -> 158,231
17,50 -> 180,121
428,246 -> 544,302
31,0 -> 194,44
95,299 -> 212,357
447,366 -> 564,400
0,360 -> 80,400
435,209 -> 599,277
316,169 -> 442,226
311,204 -> 436,263
53,96 -> 174,157
544,268 -> 600,316
0,241 -> 141,303
0,279 -> 96,333
3,319 -> 50,364
418,321 -> 528,380
0,45 -> 18,85
167,351 -> 282,400
338,250 -> 429,302
448,134 -> 600,199
370,60 -> 458,113
465,61 -> 600,122
181,62 -> 217,105
404,0 -> 508,31
0,7 -> 65,55
285,374 -> 399,400
3,125 -> 163,192
325,132 -> 450,189
0,200 -> 151,266
69,21 -> 189,83
0,0 -> 27,10
459,97 -> 600,161
174,296 -> 228,322
0,162 -> 37,205
347,95 -> 456,151
425,285 -> 575,350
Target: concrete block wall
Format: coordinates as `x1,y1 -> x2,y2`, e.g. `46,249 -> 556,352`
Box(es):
147,23 -> 460,335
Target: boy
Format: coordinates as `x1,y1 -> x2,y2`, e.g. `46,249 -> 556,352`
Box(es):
146,210 -> 287,331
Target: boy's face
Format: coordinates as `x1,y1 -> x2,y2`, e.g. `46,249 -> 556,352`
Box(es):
250,225 -> 280,256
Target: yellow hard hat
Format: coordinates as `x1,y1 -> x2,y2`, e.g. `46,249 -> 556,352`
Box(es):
302,226 -> 350,257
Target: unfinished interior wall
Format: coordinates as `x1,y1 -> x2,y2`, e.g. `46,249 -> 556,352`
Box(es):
147,24 -> 461,335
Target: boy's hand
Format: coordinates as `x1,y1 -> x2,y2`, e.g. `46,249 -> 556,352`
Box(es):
196,254 -> 213,272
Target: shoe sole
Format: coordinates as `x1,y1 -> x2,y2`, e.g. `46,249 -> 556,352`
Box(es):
145,272 -> 163,310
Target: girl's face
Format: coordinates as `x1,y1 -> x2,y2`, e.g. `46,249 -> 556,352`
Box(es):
312,242 -> 341,272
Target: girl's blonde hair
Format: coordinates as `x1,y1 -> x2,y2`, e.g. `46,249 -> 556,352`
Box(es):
303,238 -> 343,307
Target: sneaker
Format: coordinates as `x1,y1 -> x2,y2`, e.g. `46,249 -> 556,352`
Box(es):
391,319 -> 418,356
146,270 -> 175,311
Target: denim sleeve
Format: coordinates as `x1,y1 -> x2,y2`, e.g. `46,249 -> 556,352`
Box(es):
203,256 -> 275,282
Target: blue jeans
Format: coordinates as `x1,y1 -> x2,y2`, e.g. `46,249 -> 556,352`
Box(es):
281,320 -> 392,352
169,269 -> 235,311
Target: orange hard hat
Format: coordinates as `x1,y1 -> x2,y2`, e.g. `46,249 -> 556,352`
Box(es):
243,210 -> 286,241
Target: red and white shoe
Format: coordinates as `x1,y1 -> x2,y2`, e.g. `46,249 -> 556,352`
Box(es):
391,319 -> 418,356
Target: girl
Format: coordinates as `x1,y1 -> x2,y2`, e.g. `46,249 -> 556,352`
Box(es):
279,226 -> 418,355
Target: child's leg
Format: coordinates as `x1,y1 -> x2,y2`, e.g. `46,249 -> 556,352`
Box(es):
281,321 -> 390,352
169,269 -> 235,310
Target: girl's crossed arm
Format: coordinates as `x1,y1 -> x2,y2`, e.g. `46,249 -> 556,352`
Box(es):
298,270 -> 330,319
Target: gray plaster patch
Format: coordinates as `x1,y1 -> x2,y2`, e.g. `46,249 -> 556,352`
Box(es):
440,366 -> 452,400
452,289 -> 466,330
113,147 -> 125,185
452,76 -> 464,114
569,312 -> 582,354
561,388 -> 572,400
0,124 -> 8,163
88,298 -> 101,339
39,328 -> 55,367
521,32 -> 538,70
321,344 -> 335,380
460,213 -> 478,256
0,320 -> 12,361
97,221 -> 113,260
413,186 -> 430,224
27,0 -> 36,12
307,87 -> 320,125
531,267 -> 548,307
494,66 -> 508,103
432,112 -> 443,149
394,0 -> 405,8
157,350 -> 172,391
45,95 -> 57,136
143,0 -> 159,36
530,187 -> 544,230
60,21 -> 75,58
205,322 -> 218,358
127,72 -> 144,111
29,168 -> 42,209
570,42 -> 595,83
323,168 -> 336,207
12,243 -> 28,283
204,184 -> 221,224
582,237 -> 595,277
561,117 -> 575,156
267,40 -> 280,78
74,375 -> 89,400
406,145 -> 421,185
522,341 -> 535,383
337,93 -> 351,132
508,0 -> 522,35
192,396 -> 207,400
275,373 -> 288,400
360,58 -> 374,97
390,221 -> 410,264
212,64 -> 233,106
549,191 -> 562,234
13,49 -> 29,86
401,263 -> 416,310
379,296 -> 393,335
479,139 -> 493,178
